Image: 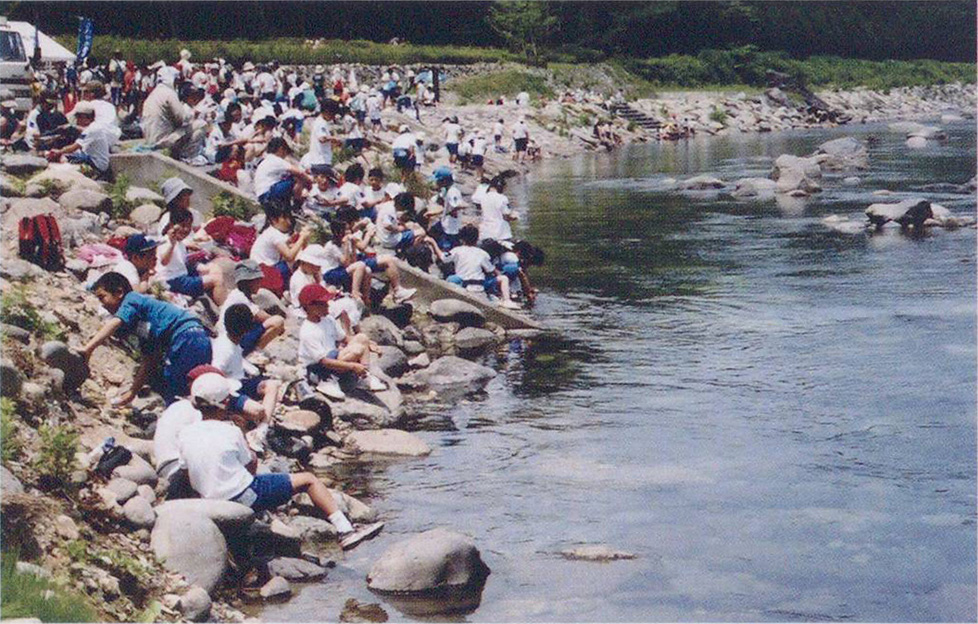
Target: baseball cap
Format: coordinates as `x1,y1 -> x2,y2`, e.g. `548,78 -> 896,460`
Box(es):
191,372 -> 240,408
233,259 -> 264,283
298,283 -> 335,308
160,177 -> 192,205
296,244 -> 330,267
124,234 -> 160,256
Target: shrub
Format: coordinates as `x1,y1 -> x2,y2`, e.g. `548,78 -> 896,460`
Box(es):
210,191 -> 259,221
1,398 -> 21,463
709,107 -> 728,125
107,174 -> 135,220
0,553 -> 97,622
33,425 -> 78,490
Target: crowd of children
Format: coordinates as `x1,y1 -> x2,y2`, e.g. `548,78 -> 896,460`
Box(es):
6,51 -> 548,549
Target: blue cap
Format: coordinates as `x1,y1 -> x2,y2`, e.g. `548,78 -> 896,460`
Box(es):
125,234 -> 160,256
430,166 -> 453,183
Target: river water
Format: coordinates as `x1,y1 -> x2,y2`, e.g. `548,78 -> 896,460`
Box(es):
267,121 -> 976,622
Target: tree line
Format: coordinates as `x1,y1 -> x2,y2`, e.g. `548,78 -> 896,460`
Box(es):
6,1 -> 976,63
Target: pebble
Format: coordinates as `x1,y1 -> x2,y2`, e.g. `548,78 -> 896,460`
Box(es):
106,477 -> 138,504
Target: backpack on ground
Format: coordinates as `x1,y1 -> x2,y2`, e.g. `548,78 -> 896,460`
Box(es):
18,214 -> 65,271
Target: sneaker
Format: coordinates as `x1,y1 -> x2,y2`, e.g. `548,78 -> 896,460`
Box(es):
357,374 -> 388,392
393,287 -> 417,303
316,379 -> 346,400
339,521 -> 385,551
500,300 -> 521,310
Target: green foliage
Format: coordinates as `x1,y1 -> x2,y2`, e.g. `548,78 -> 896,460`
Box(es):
576,113 -> 591,128
709,107 -> 728,125
624,47 -> 976,89
487,1 -> 558,64
403,171 -> 433,201
66,540 -> 152,584
58,35 -> 520,67
0,287 -> 64,340
0,553 -> 97,622
332,145 -> 359,165
107,174 -> 135,220
449,69 -> 553,104
33,425 -> 77,489
1,398 -> 21,463
210,191 -> 259,221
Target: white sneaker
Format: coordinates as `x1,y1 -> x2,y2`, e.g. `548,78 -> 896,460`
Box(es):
500,300 -> 521,310
339,522 -> 385,551
358,374 -> 388,392
393,287 -> 416,303
316,379 -> 346,400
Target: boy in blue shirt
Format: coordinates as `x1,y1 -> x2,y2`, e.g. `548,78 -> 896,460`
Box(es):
80,272 -> 213,405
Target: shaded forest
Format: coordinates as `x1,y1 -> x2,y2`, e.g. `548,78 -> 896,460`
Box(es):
4,1 -> 976,62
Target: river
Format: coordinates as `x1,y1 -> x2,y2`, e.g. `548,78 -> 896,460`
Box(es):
266,121 -> 977,622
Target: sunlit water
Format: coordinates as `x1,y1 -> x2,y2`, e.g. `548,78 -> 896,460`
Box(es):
267,122 -> 976,622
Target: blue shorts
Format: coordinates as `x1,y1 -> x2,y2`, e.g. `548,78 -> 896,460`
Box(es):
345,138 -> 365,152
438,233 -> 459,251
306,358 -> 343,384
446,142 -> 459,156
394,230 -> 415,251
449,275 -> 499,295
161,325 -> 212,405
515,137 -> 528,152
472,155 -> 484,167
359,206 -> 377,222
259,178 -> 294,204
501,262 -> 520,279
236,473 -> 294,512
167,273 -> 205,298
271,260 -> 290,284
355,110 -> 366,122
239,321 -> 265,355
323,266 -> 351,289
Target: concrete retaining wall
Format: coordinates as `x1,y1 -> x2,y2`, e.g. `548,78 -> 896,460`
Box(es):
108,152 -> 542,331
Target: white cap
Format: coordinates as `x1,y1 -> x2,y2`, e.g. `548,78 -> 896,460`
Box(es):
398,124 -> 410,133
384,182 -> 405,198
243,62 -> 256,71
190,373 -> 240,407
161,177 -> 192,205
296,244 -> 330,267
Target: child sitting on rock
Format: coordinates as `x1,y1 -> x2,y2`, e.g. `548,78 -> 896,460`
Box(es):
176,370 -> 383,550
217,260 -> 286,357
156,208 -> 230,306
297,284 -> 387,398
442,224 -> 520,310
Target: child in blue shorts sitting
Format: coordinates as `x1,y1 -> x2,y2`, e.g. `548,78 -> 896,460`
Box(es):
212,303 -> 282,427
81,272 -> 213,405
156,209 -> 229,305
442,224 -> 520,309
176,371 -> 383,550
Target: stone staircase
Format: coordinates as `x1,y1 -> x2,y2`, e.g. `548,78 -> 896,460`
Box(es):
610,103 -> 662,130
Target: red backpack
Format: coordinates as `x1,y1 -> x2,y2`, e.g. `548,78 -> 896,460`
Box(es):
19,214 -> 65,271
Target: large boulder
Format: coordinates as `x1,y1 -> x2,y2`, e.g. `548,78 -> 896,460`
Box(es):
329,370 -> 403,429
125,186 -> 165,205
58,189 -> 112,214
731,177 -> 778,199
907,125 -> 946,140
266,557 -> 327,581
454,328 -> 497,353
1,155 -> 49,176
27,164 -> 102,195
0,258 -> 46,282
775,167 -> 821,194
397,356 -> 496,395
428,299 -> 485,328
151,511 -> 229,593
367,528 -> 490,594
38,341 -> 90,393
285,515 -> 338,540
813,137 -> 868,170
906,136 -> 928,149
276,409 -> 321,436
374,346 -> 409,378
154,499 -> 254,528
771,154 -> 821,180
347,429 -> 432,457
2,465 -> 24,495
677,175 -> 724,190
360,315 -> 404,348
128,203 -> 163,229
1,362 -> 23,398
865,198 -> 933,228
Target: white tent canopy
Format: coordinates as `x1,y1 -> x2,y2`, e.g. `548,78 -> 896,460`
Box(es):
6,21 -> 75,64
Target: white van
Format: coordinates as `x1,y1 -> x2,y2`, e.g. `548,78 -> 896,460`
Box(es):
0,17 -> 34,112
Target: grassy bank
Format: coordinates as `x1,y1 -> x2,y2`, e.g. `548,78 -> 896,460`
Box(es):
60,36 -> 975,92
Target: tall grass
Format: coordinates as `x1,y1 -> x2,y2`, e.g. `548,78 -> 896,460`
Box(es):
0,553 -> 97,622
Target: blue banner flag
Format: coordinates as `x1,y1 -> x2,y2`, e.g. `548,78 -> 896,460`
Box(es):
76,17 -> 94,61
